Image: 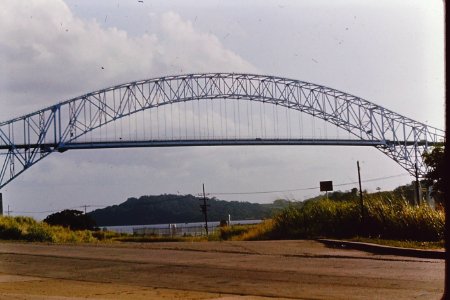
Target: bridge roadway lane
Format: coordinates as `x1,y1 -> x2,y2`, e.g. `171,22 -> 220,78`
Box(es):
0,240 -> 444,299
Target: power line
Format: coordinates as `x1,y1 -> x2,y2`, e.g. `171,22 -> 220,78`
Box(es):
334,173 -> 411,187
210,173 -> 410,196
8,173 -> 410,215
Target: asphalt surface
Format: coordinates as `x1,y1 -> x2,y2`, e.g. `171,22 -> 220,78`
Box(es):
0,240 -> 445,299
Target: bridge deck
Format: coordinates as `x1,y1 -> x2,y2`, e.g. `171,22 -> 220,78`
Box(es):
1,138 -> 433,151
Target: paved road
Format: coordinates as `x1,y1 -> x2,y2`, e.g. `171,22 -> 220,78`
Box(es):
0,240 -> 444,299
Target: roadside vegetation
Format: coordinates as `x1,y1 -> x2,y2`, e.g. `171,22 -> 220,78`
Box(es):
220,146 -> 445,246
1,146 -> 445,247
216,191 -> 444,248
269,195 -> 444,241
1,193 -> 444,248
0,215 -> 100,243
0,214 -> 211,243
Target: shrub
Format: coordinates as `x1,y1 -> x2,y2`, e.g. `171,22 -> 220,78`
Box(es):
0,224 -> 22,240
44,210 -> 96,230
25,225 -> 54,242
0,217 -> 23,240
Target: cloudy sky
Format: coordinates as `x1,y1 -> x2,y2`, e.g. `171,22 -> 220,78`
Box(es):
0,0 -> 445,219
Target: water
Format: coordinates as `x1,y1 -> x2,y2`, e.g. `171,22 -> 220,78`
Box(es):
105,219 -> 262,235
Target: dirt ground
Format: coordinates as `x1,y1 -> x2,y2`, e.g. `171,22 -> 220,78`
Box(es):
0,240 -> 444,299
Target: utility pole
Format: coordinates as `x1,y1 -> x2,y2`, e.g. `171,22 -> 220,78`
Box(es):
200,184 -> 210,236
414,162 -> 421,206
414,145 -> 421,205
357,161 -> 364,228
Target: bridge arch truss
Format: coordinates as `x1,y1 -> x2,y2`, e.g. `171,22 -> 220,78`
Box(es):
0,73 -> 444,189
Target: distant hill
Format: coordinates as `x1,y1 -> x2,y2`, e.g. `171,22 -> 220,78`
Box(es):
88,194 -> 291,226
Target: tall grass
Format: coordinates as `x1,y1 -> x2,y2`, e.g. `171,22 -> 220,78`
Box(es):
270,196 -> 444,241
3,194 -> 443,244
0,215 -> 97,243
218,222 -> 275,241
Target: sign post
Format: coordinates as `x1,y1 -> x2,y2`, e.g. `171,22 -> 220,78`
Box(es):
200,184 -> 210,236
319,181 -> 333,199
357,161 -> 364,227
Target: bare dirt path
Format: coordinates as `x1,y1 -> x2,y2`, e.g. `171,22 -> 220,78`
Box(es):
0,240 -> 444,299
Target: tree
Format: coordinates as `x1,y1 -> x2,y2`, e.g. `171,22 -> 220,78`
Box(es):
44,209 -> 96,230
423,146 -> 444,204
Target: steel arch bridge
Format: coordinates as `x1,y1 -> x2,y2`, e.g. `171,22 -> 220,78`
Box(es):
0,73 -> 444,189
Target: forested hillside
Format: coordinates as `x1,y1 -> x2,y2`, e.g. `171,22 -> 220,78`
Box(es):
88,194 -> 290,226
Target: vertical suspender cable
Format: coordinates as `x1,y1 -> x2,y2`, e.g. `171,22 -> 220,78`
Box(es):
237,99 -> 241,138
143,99 -> 146,140
178,100 -> 181,140
164,103 -> 167,139
197,99 -> 201,139
286,99 -> 289,139
171,101 -> 174,140
135,93 -> 138,141
219,98 -> 223,138
275,104 -> 279,138
184,100 -> 187,139
233,99 -> 237,138
250,100 -> 254,138
127,90 -> 131,141
90,100 -> 93,142
259,101 -> 263,138
247,100 -> 250,137
300,109 -> 303,139
149,101 -> 152,140
149,83 -> 152,140
206,100 -> 209,139
191,100 -> 195,139
156,98 -> 160,139
323,93 -> 327,139
170,101 -> 173,140
263,101 -> 267,138
225,98 -> 228,139
211,99 -> 215,139
113,89 -> 116,141
312,115 -> 315,139
120,89 -> 123,140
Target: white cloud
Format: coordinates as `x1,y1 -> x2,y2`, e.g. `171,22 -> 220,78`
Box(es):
158,12 -> 254,73
0,0 -> 256,121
